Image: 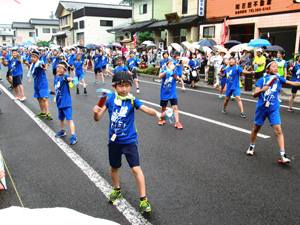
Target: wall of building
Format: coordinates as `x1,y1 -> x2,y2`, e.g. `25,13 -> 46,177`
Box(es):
0,36 -> 13,46
132,0 -> 153,22
35,25 -> 59,42
15,28 -> 35,44
74,16 -> 130,45
57,7 -> 74,45
153,0 -> 173,19
173,0 -> 198,17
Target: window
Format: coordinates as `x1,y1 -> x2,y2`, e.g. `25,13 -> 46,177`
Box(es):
139,4 -> 147,14
79,20 -> 84,29
203,26 -> 215,38
52,28 -> 58,33
100,20 -> 113,27
36,29 -> 38,37
73,22 -> 78,30
2,36 -> 6,41
3,43 -> 6,46
182,0 -> 188,14
43,28 -> 50,33
29,32 -> 35,37
64,16 -> 69,26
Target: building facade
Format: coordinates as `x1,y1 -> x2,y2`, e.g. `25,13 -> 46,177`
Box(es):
73,5 -> 131,45
12,19 -> 59,45
200,0 -> 300,58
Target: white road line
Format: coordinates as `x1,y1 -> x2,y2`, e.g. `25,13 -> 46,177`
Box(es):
140,99 -> 270,139
0,84 -> 151,225
138,79 -> 300,111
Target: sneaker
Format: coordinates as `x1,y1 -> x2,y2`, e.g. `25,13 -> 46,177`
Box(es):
84,88 -> 87,95
240,112 -> 246,118
136,89 -> 140,94
35,112 -> 46,118
246,146 -> 255,155
14,95 -> 20,100
19,95 -> 26,102
231,96 -> 235,101
93,80 -> 98,83
70,135 -> 77,145
9,86 -> 13,91
46,113 -> 53,120
182,87 -> 185,91
221,109 -> 227,114
287,108 -> 294,113
279,154 -> 291,163
140,198 -> 151,213
107,188 -> 121,203
158,120 -> 165,126
175,121 -> 183,129
218,95 -> 223,99
76,89 -> 79,94
55,130 -> 66,138
103,81 -> 105,85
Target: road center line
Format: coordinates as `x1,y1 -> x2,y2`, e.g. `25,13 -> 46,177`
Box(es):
140,99 -> 270,139
138,79 -> 300,111
0,83 -> 151,225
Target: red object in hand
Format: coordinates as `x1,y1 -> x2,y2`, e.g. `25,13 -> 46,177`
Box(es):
290,61 -> 294,67
98,92 -> 108,107
267,76 -> 278,87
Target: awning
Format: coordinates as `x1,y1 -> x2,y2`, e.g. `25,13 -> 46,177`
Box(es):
167,15 -> 202,28
52,30 -> 67,38
121,20 -> 155,32
107,21 -> 130,33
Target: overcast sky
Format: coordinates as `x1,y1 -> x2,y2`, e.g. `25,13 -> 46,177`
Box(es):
0,0 -> 123,24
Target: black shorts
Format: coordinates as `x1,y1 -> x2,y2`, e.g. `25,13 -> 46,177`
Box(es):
291,86 -> 300,94
254,71 -> 264,79
94,67 -> 102,74
160,99 -> 178,107
52,68 -> 57,76
102,65 -> 107,69
68,67 -> 74,72
12,75 -> 23,87
6,69 -> 12,77
108,141 -> 140,168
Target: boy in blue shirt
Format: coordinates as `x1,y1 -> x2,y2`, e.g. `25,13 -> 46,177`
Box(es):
108,57 -> 132,77
126,51 -> 140,93
219,57 -> 254,118
188,53 -> 200,88
246,60 -> 300,163
287,53 -> 300,112
1,50 -> 13,89
158,59 -> 183,129
54,62 -> 77,145
93,71 -> 160,213
29,50 -> 52,120
3,48 -> 26,101
159,51 -> 169,72
174,53 -> 185,91
219,58 -> 229,99
48,50 -> 59,77
72,54 -> 87,95
93,49 -> 104,84
66,49 -> 75,77
101,49 -> 108,76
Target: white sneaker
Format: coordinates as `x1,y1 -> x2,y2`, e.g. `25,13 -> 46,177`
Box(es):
182,87 -> 185,91
136,89 -> 140,94
279,154 -> 291,163
246,146 -> 255,155
19,95 -> 27,102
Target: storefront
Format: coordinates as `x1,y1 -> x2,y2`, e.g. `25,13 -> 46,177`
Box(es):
200,0 -> 300,59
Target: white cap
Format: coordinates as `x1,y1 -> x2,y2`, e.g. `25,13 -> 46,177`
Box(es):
256,48 -> 263,53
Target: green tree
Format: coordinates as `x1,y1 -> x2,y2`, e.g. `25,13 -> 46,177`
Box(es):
36,40 -> 53,47
119,0 -> 132,6
137,32 -> 154,45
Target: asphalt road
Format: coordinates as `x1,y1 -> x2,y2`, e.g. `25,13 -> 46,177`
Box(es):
1,65 -> 300,224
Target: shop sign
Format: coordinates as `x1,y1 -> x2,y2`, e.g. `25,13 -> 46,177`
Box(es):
235,0 -> 272,15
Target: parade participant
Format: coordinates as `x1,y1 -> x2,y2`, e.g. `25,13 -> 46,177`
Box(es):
93,49 -> 104,84
188,53 -> 200,88
219,57 -> 255,118
158,59 -> 183,129
126,51 -> 140,93
3,48 -> 26,101
253,48 -> 266,83
73,54 -> 87,95
101,49 -> 109,76
174,53 -> 185,91
213,50 -> 223,88
108,57 -> 132,77
159,51 -> 169,72
66,49 -> 76,77
287,53 -> 300,112
275,51 -> 287,102
29,50 -> 52,120
47,49 -> 59,77
1,49 -> 13,89
93,71 -> 160,213
219,58 -> 229,99
246,60 -> 300,163
54,61 -> 77,145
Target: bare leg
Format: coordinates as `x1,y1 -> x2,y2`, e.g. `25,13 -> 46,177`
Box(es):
235,95 -> 244,112
19,84 -> 25,96
273,124 -> 284,150
250,124 -> 261,144
289,93 -> 296,109
67,120 -> 75,135
60,119 -> 66,130
223,96 -> 230,109
172,105 -> 179,122
94,72 -> 98,82
161,106 -> 167,113
13,86 -> 19,96
110,167 -> 120,189
131,166 -> 146,198
134,78 -> 139,89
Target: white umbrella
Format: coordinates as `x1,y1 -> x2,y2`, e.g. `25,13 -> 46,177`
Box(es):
171,43 -> 183,52
141,40 -> 154,46
182,41 -> 191,49
229,43 -> 253,53
202,46 -> 212,55
212,45 -> 228,54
